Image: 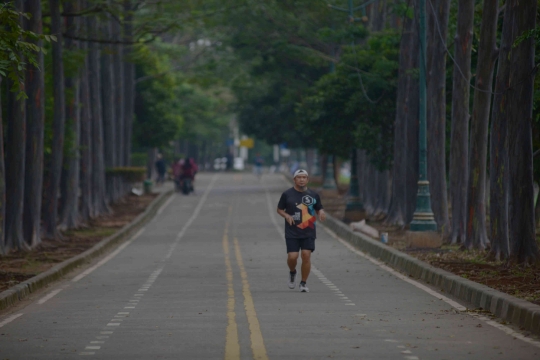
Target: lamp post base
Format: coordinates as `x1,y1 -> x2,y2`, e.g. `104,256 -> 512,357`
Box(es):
405,230 -> 442,248
345,195 -> 365,222
344,210 -> 365,223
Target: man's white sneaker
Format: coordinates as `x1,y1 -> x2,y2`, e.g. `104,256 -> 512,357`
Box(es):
299,283 -> 309,292
288,272 -> 297,289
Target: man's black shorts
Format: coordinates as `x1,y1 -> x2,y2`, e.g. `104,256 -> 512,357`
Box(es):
286,238 -> 315,253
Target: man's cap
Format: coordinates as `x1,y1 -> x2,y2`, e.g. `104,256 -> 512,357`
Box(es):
293,169 -> 309,178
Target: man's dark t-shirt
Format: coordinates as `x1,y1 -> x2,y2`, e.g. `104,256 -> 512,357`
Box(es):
277,187 -> 323,239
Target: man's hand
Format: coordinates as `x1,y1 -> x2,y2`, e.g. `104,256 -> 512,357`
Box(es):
318,209 -> 326,222
285,214 -> 295,226
277,208 -> 295,226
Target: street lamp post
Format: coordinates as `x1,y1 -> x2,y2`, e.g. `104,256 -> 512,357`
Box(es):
409,0 -> 437,231
323,155 -> 337,189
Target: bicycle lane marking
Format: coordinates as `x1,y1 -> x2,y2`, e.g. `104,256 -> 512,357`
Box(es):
77,174 -> 219,356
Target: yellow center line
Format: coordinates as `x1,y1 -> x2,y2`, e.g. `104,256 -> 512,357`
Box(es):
223,207 -> 240,360
234,237 -> 269,360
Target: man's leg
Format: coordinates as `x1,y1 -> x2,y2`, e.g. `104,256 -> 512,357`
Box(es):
300,249 -> 311,282
287,252 -> 299,272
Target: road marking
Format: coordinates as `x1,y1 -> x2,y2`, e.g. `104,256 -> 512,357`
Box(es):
85,346 -> 100,350
165,174 -> 219,259
38,288 -> 64,304
79,352 -> 95,355
72,227 -> 146,282
323,226 -> 540,349
223,206 -> 240,360
157,194 -> 175,215
0,313 -> 23,328
233,237 -> 268,360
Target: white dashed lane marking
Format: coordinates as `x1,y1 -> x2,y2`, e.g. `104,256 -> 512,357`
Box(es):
78,268 -> 162,356
311,267 -> 355,306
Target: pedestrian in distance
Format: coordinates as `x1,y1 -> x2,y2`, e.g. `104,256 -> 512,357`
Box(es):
254,153 -> 264,179
277,169 -> 326,292
171,158 -> 182,192
155,154 -> 167,185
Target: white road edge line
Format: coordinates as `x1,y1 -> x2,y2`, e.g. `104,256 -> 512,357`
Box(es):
164,174 -> 219,259
37,288 -> 63,305
72,226 -> 146,282
0,313 -> 23,328
323,226 -> 540,349
157,194 -> 176,215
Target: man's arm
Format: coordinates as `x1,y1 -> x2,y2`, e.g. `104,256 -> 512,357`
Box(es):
316,209 -> 326,222
277,208 -> 294,226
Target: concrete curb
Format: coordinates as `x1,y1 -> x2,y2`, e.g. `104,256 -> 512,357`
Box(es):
322,214 -> 540,336
0,189 -> 174,312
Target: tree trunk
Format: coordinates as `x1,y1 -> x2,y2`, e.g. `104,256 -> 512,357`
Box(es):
426,0 -> 450,234
356,149 -> 365,206
88,14 -> 108,215
368,0 -> 387,32
465,0 -> 498,251
0,78 -> 5,254
4,0 -> 26,252
59,0 -> 81,230
388,0 -> 419,226
79,33 -> 93,221
23,0 -> 45,248
123,0 -> 134,166
42,0 -> 66,239
113,10 -> 124,201
448,0 -> 474,244
489,2 -> 513,259
505,0 -> 539,264
363,160 -> 375,216
101,3 -> 116,203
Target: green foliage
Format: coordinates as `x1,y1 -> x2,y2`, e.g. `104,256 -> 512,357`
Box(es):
133,43 -> 184,148
0,3 -> 53,98
297,30 -> 400,169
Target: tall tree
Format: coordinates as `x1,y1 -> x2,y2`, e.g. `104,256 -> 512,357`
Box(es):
465,0 -> 498,251
4,0 -> 26,251
386,1 -> 419,226
113,5 -> 125,200
42,0 -> 66,239
426,0 -> 450,234
59,0 -> 81,230
123,0 -> 134,166
489,3 -> 512,258
23,0 -> 45,247
88,14 -> 108,215
101,3 -> 117,202
0,77 -> 5,254
79,35 -> 93,222
505,0 -> 539,264
448,0 -> 474,244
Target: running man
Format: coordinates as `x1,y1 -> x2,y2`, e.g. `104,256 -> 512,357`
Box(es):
277,169 -> 326,292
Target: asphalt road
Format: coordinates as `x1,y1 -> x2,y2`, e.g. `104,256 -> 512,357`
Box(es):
0,173 -> 539,359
